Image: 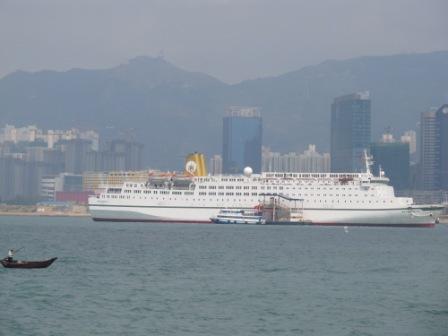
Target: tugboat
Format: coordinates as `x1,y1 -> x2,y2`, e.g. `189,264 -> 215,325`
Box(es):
210,209 -> 266,224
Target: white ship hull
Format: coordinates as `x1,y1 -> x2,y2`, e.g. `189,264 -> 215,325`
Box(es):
89,203 -> 442,227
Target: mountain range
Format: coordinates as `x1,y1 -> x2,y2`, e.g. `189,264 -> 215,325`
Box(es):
1,51 -> 448,169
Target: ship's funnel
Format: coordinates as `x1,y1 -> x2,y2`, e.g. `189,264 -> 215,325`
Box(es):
185,152 -> 208,176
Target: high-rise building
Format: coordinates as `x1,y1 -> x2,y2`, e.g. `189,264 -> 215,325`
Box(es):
222,107 -> 262,174
209,154 -> 223,175
400,130 -> 417,155
85,151 -> 126,172
331,92 -> 371,172
86,140 -> 143,172
0,157 -> 45,202
0,124 -> 99,149
420,110 -> 438,190
299,145 -> 331,172
262,145 -> 330,173
370,140 -> 410,191
419,105 -> 448,191
63,139 -> 92,174
436,104 -> 448,189
108,140 -> 144,171
42,148 -> 65,175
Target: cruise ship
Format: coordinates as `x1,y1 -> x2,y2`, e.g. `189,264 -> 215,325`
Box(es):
88,154 -> 444,227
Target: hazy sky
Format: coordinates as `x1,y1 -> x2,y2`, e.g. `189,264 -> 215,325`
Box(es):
1,0 -> 447,83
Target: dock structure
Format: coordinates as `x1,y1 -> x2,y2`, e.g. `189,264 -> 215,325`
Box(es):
259,193 -> 311,225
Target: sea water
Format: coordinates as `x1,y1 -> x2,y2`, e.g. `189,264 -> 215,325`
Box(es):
1,216 -> 447,336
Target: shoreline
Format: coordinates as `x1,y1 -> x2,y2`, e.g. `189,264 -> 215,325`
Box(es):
0,212 -> 90,217
0,204 -> 90,218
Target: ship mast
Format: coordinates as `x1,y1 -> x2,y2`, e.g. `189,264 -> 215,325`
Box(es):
364,149 -> 373,175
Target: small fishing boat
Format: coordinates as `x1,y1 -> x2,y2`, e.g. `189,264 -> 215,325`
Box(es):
1,257 -> 57,269
211,209 -> 266,224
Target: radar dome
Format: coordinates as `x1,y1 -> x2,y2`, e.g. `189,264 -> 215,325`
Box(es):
243,167 -> 253,177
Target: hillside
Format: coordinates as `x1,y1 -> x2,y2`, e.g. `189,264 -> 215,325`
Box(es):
0,52 -> 447,169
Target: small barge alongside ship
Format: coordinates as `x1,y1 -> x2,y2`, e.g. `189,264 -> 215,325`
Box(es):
210,209 -> 266,225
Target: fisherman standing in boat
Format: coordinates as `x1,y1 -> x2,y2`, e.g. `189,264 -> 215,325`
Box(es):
6,249 -> 14,262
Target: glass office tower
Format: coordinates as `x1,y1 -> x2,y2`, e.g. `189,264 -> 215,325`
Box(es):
420,105 -> 448,190
436,105 -> 448,190
370,141 -> 410,191
420,110 -> 438,190
222,107 -> 262,174
331,92 -> 371,172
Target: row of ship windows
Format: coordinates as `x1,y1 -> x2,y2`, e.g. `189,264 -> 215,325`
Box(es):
198,185 -> 359,191
123,190 -> 192,195
101,194 -> 395,204
219,174 -> 357,180
198,192 -> 376,197
111,191 -> 380,198
123,179 -> 360,189
120,184 -> 368,193
176,175 -> 357,182
121,186 -> 367,194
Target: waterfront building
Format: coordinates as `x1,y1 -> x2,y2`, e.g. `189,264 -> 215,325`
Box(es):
222,107 -> 262,174
59,173 -> 83,192
40,176 -> 57,200
331,92 -> 371,172
40,172 -> 88,202
40,172 -> 83,198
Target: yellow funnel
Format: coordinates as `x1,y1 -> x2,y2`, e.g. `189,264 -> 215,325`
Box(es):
185,152 -> 208,176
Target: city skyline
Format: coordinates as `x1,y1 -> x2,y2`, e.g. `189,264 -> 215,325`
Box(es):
0,124 -> 144,203
0,91 -> 447,204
